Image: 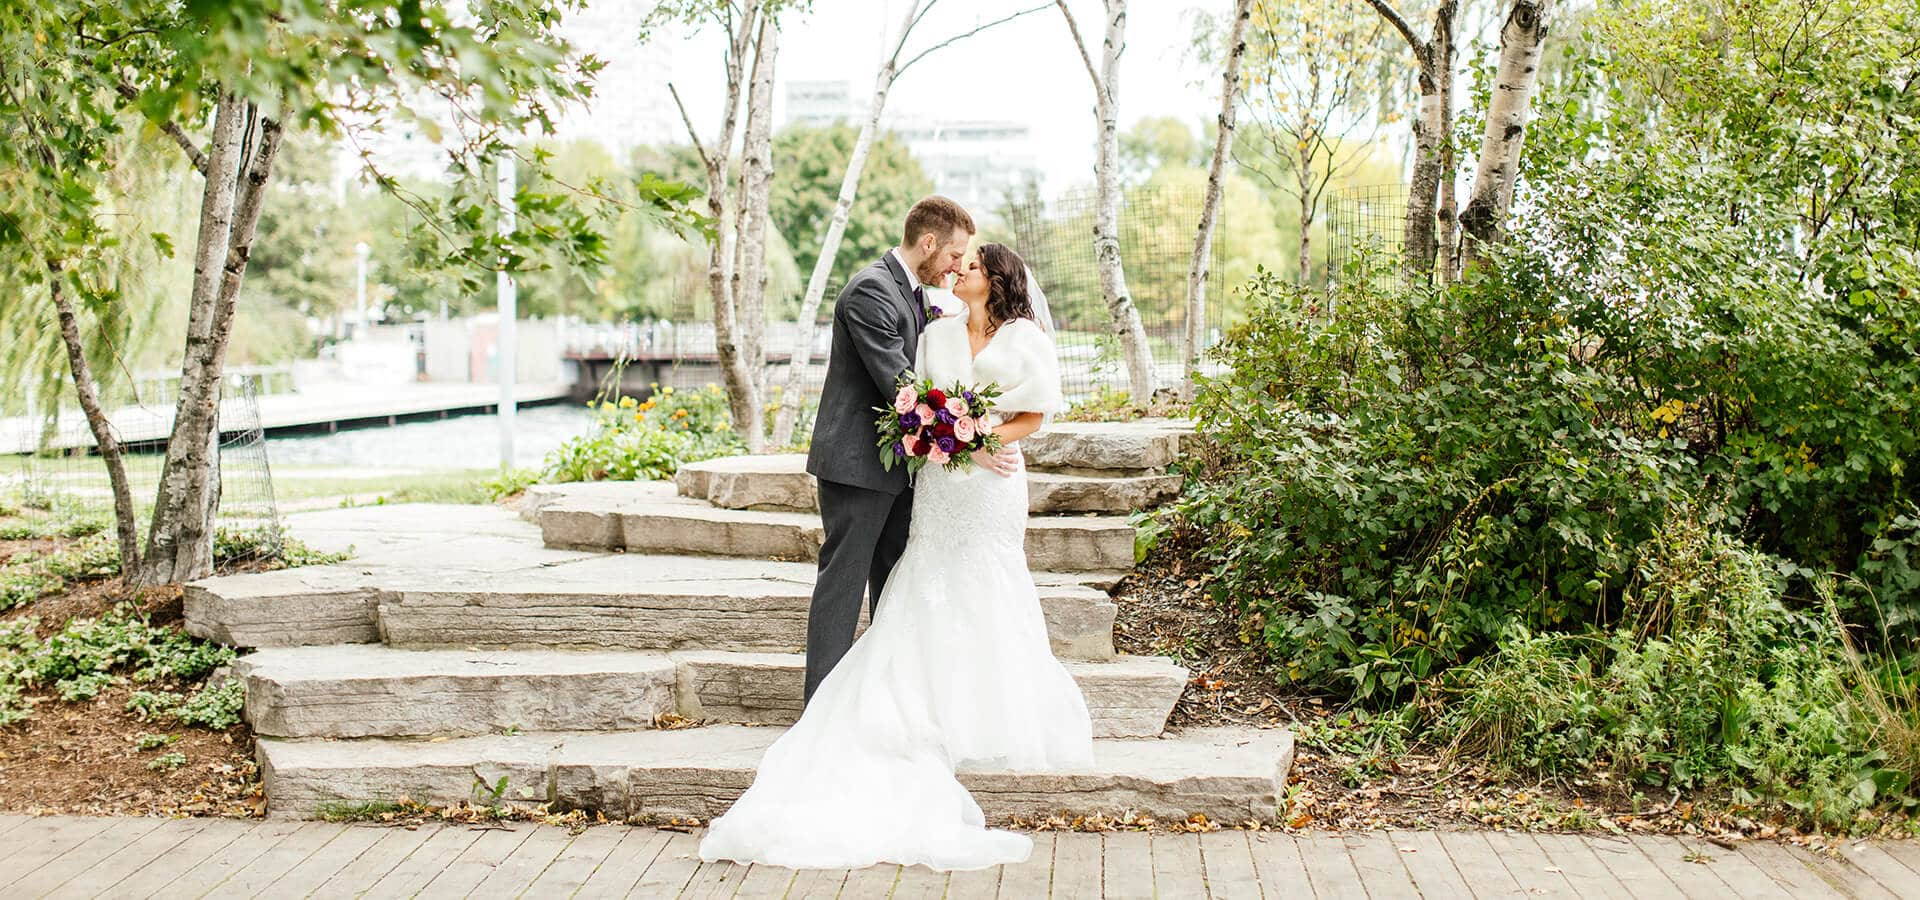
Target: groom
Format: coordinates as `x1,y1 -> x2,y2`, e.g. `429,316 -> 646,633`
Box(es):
803,196 -> 1010,703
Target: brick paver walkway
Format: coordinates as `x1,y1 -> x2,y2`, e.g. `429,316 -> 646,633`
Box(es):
4,815 -> 1917,898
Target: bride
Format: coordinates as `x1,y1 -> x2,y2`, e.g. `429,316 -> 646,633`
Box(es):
697,243 -> 1093,871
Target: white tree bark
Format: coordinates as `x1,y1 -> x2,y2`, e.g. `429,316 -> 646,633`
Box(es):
1181,0 -> 1252,399
138,98 -> 284,586
1459,0 -> 1554,266
1363,0 -> 1456,285
674,1 -> 764,451
769,1 -> 1050,446
727,16 -> 777,452
135,94 -> 246,586
1061,0 -> 1157,405
768,0 -> 919,448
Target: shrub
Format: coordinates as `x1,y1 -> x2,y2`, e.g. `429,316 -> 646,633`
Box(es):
543,384 -> 742,483
1180,258 -> 1691,699
0,608 -> 237,729
482,468 -> 540,501
147,752 -> 187,771
173,680 -> 244,730
0,571 -> 62,611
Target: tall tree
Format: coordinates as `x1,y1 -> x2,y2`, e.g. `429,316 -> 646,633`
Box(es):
1,0 -> 687,585
1362,0 -> 1458,284
771,125 -> 934,296
1182,0 -> 1253,399
768,0 -> 1049,447
1057,0 -> 1159,406
1234,0 -> 1394,286
1458,0 -> 1555,266
662,0 -> 791,452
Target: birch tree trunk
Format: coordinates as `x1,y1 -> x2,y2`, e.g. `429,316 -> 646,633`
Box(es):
1459,0 -> 1553,266
1365,0 -> 1455,286
679,2 -> 761,451
1297,140 -> 1316,285
137,98 -> 283,586
1181,0 -> 1252,400
1074,0 -> 1157,404
725,19 -> 777,452
49,262 -> 141,573
770,3 -> 914,448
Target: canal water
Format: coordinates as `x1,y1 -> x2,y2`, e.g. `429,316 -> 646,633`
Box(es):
265,402 -> 597,472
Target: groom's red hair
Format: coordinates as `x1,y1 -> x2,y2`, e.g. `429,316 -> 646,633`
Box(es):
903,195 -> 975,248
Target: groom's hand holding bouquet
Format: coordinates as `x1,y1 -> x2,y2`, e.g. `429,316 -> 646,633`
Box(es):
875,374 -> 1005,474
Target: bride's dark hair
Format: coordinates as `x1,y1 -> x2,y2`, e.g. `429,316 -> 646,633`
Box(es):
977,242 -> 1034,336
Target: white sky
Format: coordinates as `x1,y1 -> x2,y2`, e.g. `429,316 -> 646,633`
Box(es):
575,1 -> 1227,193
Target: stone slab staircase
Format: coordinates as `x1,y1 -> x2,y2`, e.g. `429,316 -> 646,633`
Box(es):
186,420 -> 1294,823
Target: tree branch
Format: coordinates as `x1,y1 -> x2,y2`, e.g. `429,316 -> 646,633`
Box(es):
116,81 -> 209,175
1055,0 -> 1101,88
1361,0 -> 1424,56
900,4 -> 1053,75
667,82 -> 715,174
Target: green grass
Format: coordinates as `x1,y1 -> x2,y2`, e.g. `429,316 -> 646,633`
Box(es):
315,799 -> 411,822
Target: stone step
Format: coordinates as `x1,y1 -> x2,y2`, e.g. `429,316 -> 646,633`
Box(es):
257,723 -> 1294,823
378,568 -> 1119,662
669,454 -> 1181,515
190,552 -> 1119,660
537,481 -> 1136,573
236,646 -> 1187,740
673,650 -> 1185,738
1020,419 -> 1192,475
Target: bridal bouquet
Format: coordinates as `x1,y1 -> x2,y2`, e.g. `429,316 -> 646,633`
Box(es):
875,374 -> 1004,474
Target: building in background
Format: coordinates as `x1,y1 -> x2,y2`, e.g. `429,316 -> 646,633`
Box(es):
781,80 -> 1042,212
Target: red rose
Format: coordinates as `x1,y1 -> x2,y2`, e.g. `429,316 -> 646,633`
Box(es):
932,421 -> 955,438
926,388 -> 948,407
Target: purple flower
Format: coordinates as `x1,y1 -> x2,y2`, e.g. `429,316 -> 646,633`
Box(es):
899,412 -> 921,430
935,408 -> 956,425
936,435 -> 958,454
893,442 -> 906,457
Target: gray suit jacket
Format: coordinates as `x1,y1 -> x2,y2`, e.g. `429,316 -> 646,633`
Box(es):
805,253 -> 925,494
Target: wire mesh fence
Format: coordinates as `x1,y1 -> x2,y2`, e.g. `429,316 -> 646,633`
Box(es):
1324,183 -> 1407,282
998,186 -> 1231,400
2,375 -> 285,549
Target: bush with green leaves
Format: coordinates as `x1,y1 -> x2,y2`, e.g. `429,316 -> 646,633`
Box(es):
0,609 -> 238,730
1181,257 -> 1693,699
543,384 -> 743,483
1428,517 -> 1899,823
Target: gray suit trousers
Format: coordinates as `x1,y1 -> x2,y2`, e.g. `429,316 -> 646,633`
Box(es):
804,477 -> 914,703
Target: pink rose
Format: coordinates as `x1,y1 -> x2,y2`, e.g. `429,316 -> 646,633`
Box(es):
901,433 -> 920,455
943,397 -> 967,417
927,446 -> 950,466
915,403 -> 935,421
954,416 -> 977,442
893,386 -> 916,414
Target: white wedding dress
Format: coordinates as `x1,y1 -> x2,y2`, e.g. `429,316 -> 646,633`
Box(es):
697,305 -> 1094,871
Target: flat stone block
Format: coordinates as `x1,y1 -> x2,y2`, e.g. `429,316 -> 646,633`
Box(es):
1020,420 -> 1192,473
668,650 -> 1185,737
257,724 -> 1293,823
536,481 -> 1135,572
236,646 -> 678,739
184,568 -> 383,647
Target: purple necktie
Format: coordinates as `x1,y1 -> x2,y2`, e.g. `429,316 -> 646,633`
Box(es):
912,286 -> 926,329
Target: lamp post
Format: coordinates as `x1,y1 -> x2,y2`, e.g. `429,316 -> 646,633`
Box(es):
353,241 -> 370,338
496,156 -> 517,471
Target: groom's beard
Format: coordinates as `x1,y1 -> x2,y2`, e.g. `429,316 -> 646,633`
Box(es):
914,255 -> 947,287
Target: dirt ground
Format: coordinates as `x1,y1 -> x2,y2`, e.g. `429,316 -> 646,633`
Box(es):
0,535 -> 264,819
